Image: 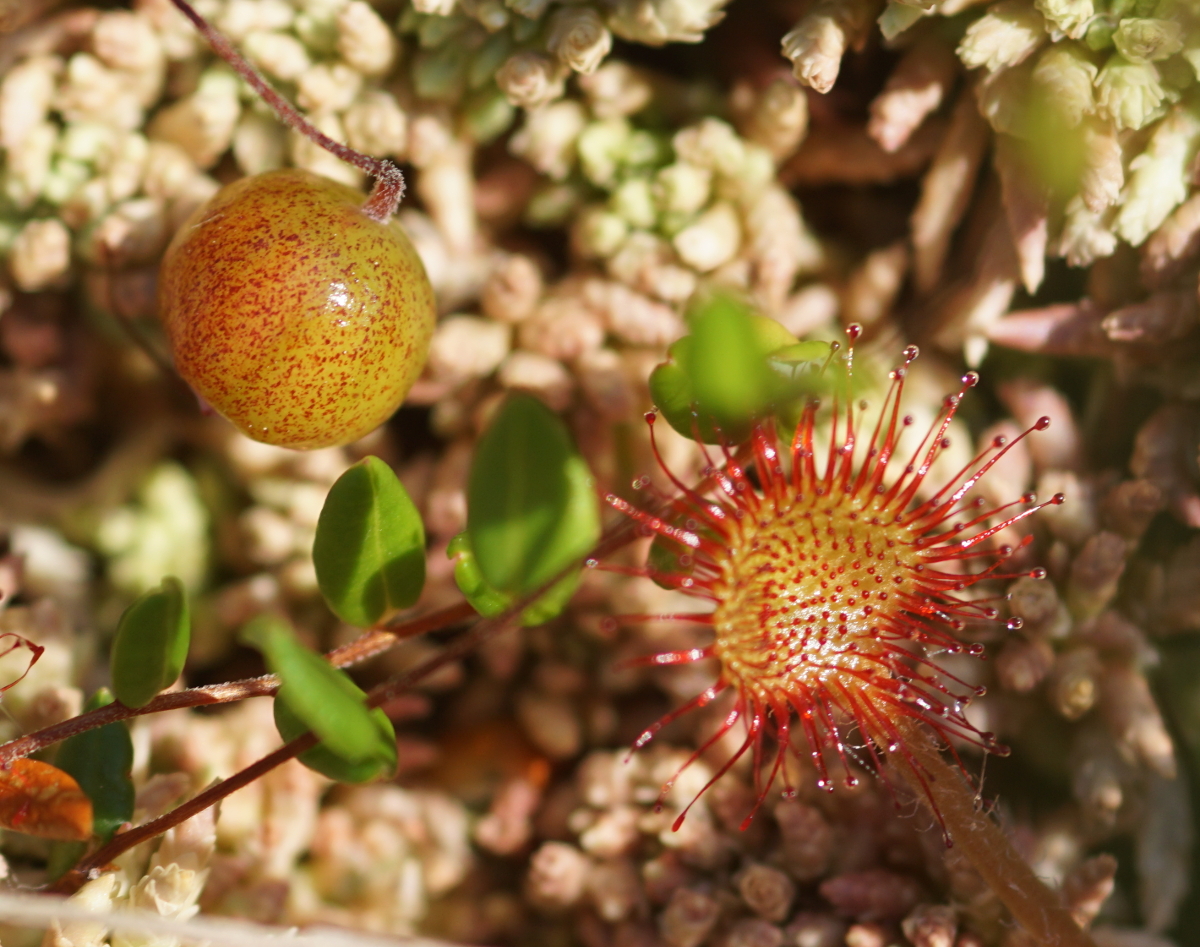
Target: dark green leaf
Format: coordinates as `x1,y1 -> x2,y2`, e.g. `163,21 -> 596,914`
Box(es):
55,689 -> 134,842
314,456 -> 426,628
447,531 -> 579,625
111,576 -> 190,709
273,697 -> 395,783
240,616 -> 393,766
46,841 -> 87,882
467,394 -> 600,595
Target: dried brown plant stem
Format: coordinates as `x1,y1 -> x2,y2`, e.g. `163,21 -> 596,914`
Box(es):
165,0 -> 405,222
329,599 -> 478,668
0,601 -> 476,767
887,718 -> 1097,947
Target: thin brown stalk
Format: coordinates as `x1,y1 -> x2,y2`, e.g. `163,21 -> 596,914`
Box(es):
0,602 -> 476,766
888,718 -> 1097,947
53,731 -> 319,891
53,615 -> 517,890
50,522 -> 641,890
327,600 -> 477,668
165,0 -> 405,222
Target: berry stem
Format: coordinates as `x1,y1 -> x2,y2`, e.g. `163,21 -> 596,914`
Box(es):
54,686 -> 429,891
165,0 -> 406,222
885,718 -> 1097,947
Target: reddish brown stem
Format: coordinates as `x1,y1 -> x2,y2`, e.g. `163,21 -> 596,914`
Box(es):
165,0 -> 405,222
53,730 -> 318,892
54,613 -> 514,890
887,718 -> 1096,947
53,526 -> 640,889
327,600 -> 477,668
0,602 -> 475,767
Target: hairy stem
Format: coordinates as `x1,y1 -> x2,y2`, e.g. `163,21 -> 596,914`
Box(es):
0,602 -> 475,766
54,730 -> 318,890
51,522 -> 640,890
888,718 -> 1096,947
53,611 -> 514,891
165,0 -> 405,222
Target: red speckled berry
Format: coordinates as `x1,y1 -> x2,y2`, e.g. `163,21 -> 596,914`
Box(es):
159,168 -> 435,450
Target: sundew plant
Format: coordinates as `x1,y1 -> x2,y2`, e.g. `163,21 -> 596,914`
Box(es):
0,292 -> 1090,947
7,0 -> 1200,945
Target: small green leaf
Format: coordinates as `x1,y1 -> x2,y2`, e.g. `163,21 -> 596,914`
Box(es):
110,576 -> 190,709
467,394 -> 600,596
314,456 -> 426,628
447,532 -> 512,618
55,689 -> 134,842
447,531 -> 580,625
649,294 -> 832,443
240,616 -> 394,767
690,296 -> 779,431
648,357 -> 701,439
273,697 -> 396,783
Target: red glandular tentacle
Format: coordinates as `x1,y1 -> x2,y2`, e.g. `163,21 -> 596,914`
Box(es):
604,331 -> 1053,831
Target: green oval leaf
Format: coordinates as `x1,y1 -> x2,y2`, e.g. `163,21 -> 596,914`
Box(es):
447,531 -> 580,626
447,532 -> 512,618
649,294 -> 833,443
240,616 -> 394,767
690,298 -> 782,431
111,576 -> 190,709
55,689 -> 134,842
314,456 -> 426,628
648,358 -> 703,442
467,394 -> 600,596
273,697 -> 396,783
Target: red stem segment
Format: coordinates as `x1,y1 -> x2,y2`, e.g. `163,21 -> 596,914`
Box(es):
47,520 -> 640,890
0,602 -> 476,768
53,731 -> 318,891
165,0 -> 405,222
52,615 -> 510,891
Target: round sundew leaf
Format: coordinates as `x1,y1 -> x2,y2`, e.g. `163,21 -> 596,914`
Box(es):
447,531 -> 580,626
467,394 -> 600,596
110,576 -> 190,709
650,295 -> 831,444
239,616 -> 390,765
314,456 -> 426,628
273,694 -> 396,783
54,688 -> 134,842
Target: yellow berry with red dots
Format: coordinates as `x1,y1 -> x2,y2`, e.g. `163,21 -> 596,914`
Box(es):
159,168 -> 435,450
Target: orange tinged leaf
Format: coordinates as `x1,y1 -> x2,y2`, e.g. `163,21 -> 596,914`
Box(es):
0,759 -> 93,840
